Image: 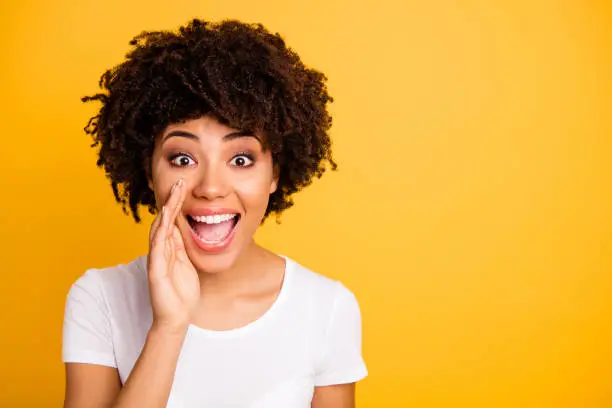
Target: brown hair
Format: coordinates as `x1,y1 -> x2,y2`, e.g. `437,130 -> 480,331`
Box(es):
83,19 -> 336,222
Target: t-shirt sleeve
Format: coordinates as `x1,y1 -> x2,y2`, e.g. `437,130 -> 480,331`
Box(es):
314,282 -> 368,386
62,269 -> 117,368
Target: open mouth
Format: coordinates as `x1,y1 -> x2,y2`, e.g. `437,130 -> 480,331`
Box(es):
186,213 -> 241,249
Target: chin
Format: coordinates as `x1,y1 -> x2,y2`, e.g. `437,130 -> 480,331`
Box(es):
188,251 -> 241,274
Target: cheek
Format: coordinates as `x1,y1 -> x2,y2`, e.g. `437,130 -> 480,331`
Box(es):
235,177 -> 273,208
150,160 -> 176,207
235,168 -> 275,213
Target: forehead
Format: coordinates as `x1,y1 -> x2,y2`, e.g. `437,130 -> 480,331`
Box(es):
159,115 -> 263,149
163,115 -> 239,137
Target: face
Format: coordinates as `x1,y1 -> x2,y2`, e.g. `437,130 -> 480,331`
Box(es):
148,115 -> 277,274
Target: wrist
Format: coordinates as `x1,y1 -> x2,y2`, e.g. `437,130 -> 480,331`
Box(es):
149,320 -> 190,339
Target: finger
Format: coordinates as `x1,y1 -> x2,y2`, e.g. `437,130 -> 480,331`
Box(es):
150,205 -> 169,250
149,207 -> 164,244
159,179 -> 182,237
150,179 -> 184,260
171,225 -> 188,260
169,179 -> 187,228
148,208 -> 169,282
167,225 -> 175,265
163,179 -> 185,230
172,226 -> 195,272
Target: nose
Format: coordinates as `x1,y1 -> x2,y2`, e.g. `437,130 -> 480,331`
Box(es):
191,162 -> 230,201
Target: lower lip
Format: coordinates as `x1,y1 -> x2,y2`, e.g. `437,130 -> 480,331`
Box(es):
188,217 -> 239,254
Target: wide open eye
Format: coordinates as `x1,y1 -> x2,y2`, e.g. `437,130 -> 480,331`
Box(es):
169,154 -> 196,167
230,153 -> 254,168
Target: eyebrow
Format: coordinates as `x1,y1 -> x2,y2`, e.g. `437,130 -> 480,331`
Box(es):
163,130 -> 260,143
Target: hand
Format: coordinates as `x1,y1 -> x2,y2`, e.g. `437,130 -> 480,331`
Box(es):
147,179 -> 200,334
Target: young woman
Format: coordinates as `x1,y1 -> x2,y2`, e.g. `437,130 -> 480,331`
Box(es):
62,19 -> 367,407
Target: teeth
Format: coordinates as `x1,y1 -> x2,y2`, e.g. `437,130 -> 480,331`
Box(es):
191,214 -> 237,224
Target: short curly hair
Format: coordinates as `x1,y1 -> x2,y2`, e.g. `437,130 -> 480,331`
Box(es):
83,18 -> 336,223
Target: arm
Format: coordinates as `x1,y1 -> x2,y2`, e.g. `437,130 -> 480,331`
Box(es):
311,383 -> 355,408
64,326 -> 186,408
114,325 -> 186,407
64,364 -> 120,408
64,179 -> 199,407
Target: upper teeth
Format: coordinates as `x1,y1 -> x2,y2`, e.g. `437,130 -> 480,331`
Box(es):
191,214 -> 237,224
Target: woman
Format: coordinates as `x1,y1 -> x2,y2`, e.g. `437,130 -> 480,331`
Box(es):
62,19 -> 367,407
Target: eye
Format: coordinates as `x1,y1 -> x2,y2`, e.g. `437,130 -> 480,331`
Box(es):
230,153 -> 254,168
169,154 -> 196,167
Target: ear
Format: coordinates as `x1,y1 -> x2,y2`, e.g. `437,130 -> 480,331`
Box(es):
144,157 -> 154,191
269,165 -> 279,194
269,179 -> 278,194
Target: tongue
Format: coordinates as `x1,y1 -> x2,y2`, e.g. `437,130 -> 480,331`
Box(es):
193,219 -> 234,242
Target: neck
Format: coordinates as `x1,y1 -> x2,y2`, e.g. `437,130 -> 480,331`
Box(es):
197,240 -> 275,297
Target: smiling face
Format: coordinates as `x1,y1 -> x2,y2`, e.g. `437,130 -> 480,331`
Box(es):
149,115 -> 278,274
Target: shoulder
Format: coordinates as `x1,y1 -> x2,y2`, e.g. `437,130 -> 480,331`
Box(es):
62,256 -> 149,368
67,255 -> 149,305
283,257 -> 367,385
284,256 -> 361,317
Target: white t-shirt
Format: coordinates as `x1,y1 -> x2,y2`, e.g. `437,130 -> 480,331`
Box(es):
62,255 -> 367,407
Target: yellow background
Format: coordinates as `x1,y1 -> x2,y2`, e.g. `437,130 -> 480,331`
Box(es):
1,0 -> 611,406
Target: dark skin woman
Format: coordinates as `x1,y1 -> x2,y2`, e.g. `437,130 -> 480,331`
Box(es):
63,18 -> 367,408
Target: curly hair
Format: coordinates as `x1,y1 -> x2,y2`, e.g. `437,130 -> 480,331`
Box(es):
82,18 -> 336,223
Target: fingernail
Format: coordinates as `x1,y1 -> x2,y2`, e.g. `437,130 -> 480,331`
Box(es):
171,179 -> 183,194
161,206 -> 166,215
